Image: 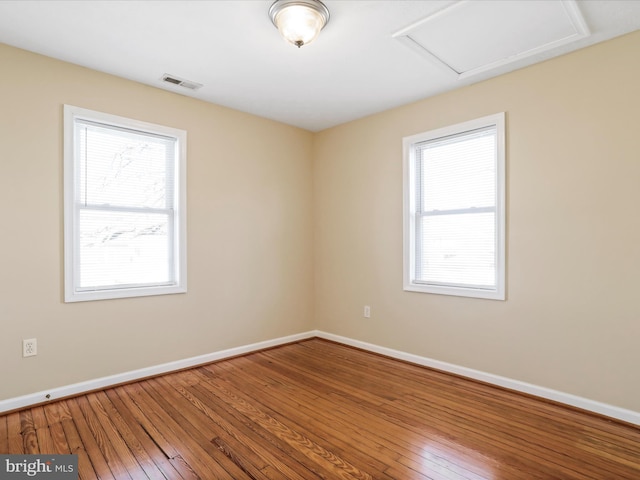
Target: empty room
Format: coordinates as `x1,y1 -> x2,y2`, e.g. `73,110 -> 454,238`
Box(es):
1,1 -> 639,478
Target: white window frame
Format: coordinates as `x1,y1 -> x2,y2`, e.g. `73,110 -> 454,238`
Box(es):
403,113 -> 506,300
64,105 -> 187,302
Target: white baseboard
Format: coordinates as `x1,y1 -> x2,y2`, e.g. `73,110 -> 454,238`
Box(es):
0,331 -> 316,414
314,330 -> 640,426
3,329 -> 639,426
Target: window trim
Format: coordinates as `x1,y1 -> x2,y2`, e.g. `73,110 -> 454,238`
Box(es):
403,113 -> 506,300
63,105 -> 187,302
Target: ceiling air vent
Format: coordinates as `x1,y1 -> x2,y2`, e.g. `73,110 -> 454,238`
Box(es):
161,74 -> 203,91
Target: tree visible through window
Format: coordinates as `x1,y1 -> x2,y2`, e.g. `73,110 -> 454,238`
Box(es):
64,105 -> 187,302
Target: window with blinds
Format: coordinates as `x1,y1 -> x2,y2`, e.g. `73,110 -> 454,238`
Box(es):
403,113 -> 505,300
64,105 -> 187,302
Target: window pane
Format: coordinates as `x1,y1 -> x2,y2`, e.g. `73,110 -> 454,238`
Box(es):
418,212 -> 495,288
65,105 -> 187,302
78,210 -> 172,289
419,128 -> 496,212
403,112 -> 504,299
78,122 -> 174,209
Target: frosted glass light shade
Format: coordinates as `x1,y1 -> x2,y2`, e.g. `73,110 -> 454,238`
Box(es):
269,0 -> 329,48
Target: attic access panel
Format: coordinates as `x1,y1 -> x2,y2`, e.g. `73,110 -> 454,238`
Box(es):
393,0 -> 589,79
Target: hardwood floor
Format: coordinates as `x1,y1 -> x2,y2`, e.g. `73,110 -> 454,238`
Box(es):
1,338 -> 639,479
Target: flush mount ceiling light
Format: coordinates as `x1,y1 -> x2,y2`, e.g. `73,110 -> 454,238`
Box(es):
269,0 -> 330,48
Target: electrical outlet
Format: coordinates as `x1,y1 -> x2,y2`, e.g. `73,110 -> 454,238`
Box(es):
364,305 -> 371,318
23,338 -> 37,357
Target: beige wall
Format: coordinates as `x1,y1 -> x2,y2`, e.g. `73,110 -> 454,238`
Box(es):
2,30 -> 639,414
0,44 -> 314,400
314,30 -> 640,412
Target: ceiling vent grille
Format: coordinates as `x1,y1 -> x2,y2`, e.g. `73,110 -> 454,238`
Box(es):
161,74 -> 203,91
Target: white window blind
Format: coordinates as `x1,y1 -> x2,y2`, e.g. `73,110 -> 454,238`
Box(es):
64,106 -> 187,302
403,113 -> 505,300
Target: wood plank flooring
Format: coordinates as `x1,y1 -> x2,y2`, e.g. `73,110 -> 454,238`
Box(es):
1,338 -> 639,479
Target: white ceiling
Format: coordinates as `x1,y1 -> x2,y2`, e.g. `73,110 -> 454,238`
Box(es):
0,0 -> 639,132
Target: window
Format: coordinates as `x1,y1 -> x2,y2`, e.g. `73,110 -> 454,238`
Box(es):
64,105 -> 187,302
403,113 -> 505,300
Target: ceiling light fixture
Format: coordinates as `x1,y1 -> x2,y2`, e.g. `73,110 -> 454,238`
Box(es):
269,0 -> 330,48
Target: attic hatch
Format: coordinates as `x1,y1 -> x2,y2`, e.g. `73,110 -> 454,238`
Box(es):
393,0 -> 590,80
161,74 -> 203,91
